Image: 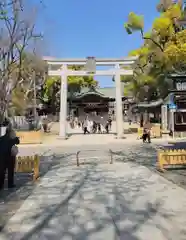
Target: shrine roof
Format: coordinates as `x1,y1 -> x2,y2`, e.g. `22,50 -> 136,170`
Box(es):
167,73 -> 186,78
136,99 -> 163,108
68,87 -> 125,99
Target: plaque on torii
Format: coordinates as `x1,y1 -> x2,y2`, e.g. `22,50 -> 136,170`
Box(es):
85,57 -> 96,73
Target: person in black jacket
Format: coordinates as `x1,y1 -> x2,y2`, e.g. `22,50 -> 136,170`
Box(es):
0,121 -> 20,190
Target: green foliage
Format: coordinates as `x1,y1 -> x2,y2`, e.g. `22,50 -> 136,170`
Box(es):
153,16 -> 173,37
124,12 -> 144,34
0,10 -> 7,19
164,30 -> 186,64
164,4 -> 182,20
123,3 -> 186,101
124,23 -> 133,34
42,76 -> 59,102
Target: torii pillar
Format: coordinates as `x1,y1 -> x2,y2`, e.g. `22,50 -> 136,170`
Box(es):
59,64 -> 68,139
115,64 -> 123,139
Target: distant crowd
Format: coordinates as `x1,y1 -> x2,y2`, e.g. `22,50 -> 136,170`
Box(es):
69,115 -> 112,134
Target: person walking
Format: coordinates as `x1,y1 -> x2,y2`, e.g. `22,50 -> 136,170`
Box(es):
97,123 -> 102,134
0,120 -> 20,190
87,119 -> 92,133
142,121 -> 152,143
108,117 -> 112,131
105,120 -> 109,134
83,117 -> 90,134
92,121 -> 97,133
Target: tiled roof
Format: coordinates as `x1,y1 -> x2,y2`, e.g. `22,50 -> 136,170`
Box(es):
136,99 -> 163,108
69,82 -> 127,98
98,87 -> 124,98
68,86 -> 125,99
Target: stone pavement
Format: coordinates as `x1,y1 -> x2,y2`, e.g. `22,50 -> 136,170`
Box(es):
1,145 -> 186,240
0,149 -> 59,230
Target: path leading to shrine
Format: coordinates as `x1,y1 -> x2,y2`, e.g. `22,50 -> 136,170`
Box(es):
1,142 -> 186,240
51,121 -> 139,136
41,121 -> 144,147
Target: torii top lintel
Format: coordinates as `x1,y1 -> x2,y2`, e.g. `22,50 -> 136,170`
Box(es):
43,56 -> 138,65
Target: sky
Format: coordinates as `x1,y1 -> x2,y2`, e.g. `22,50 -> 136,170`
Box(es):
38,0 -> 160,87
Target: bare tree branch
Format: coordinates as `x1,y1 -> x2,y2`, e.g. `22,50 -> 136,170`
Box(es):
0,0 -> 44,121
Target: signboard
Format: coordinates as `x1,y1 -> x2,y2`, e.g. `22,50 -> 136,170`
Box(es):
172,77 -> 186,91
168,103 -> 177,110
161,105 -> 168,131
176,81 -> 186,91
85,57 -> 96,73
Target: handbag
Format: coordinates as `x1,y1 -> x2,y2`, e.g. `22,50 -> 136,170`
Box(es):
11,145 -> 19,156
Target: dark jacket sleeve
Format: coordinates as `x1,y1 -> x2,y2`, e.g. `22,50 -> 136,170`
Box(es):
10,137 -> 20,145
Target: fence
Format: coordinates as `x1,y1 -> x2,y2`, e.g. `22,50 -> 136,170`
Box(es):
10,115 -> 48,130
158,149 -> 186,171
10,116 -> 27,129
137,128 -> 143,139
16,155 -> 40,181
16,130 -> 42,144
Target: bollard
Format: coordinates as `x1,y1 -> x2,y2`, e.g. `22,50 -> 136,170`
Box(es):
109,149 -> 113,164
76,151 -> 80,166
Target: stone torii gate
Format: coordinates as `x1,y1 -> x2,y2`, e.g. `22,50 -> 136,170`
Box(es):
44,57 -> 137,139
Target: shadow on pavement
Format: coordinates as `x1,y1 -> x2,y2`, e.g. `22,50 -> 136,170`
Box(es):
164,141 -> 186,150
1,163 -> 176,240
110,144 -> 157,168
110,143 -> 186,190
0,152 -> 75,231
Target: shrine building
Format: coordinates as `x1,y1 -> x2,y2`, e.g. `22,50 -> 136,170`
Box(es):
67,85 -> 132,117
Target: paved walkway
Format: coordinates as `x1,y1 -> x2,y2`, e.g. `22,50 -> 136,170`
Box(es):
1,155 -> 186,239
